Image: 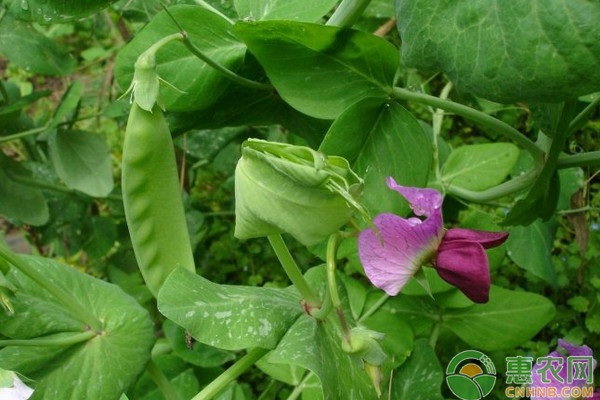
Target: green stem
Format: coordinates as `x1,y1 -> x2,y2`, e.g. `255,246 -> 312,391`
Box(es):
147,360 -> 181,400
161,7 -> 272,91
431,82 -> 453,180
558,151 -> 600,168
325,234 -> 342,309
0,125 -> 48,144
568,95 -> 600,135
326,0 -> 374,28
192,348 -> 270,400
0,247 -> 102,331
287,372 -> 314,400
358,294 -> 389,323
429,320 -> 442,348
268,235 -> 320,307
0,331 -> 96,347
180,32 -> 272,91
444,168 -> 538,202
391,87 -> 544,163
326,234 -> 352,343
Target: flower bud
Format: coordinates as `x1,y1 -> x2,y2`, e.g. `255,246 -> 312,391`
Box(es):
234,139 -> 365,246
341,327 -> 386,397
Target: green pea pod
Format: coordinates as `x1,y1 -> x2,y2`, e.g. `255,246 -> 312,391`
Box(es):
122,103 -> 195,297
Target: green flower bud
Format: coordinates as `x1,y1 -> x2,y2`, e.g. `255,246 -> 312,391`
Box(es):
341,326 -> 386,366
234,139 -> 366,246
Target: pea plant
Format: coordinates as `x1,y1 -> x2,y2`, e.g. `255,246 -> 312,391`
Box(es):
1,0 -> 599,399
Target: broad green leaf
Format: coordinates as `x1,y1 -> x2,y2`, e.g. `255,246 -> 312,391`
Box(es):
365,0 -> 395,18
443,286 -> 555,351
396,0 -> 600,103
162,320 -> 235,368
48,130 -> 114,197
168,85 -> 331,148
506,219 -> 558,286
134,354 -> 200,400
0,251 -> 155,400
265,315 -> 375,399
234,0 -> 337,21
391,339 -> 444,400
0,154 -> 49,226
557,168 -> 584,211
0,15 -> 75,76
441,143 -> 519,191
320,98 -> 431,216
157,267 -> 303,351
114,5 -> 246,112
235,21 -> 398,119
8,0 -> 120,23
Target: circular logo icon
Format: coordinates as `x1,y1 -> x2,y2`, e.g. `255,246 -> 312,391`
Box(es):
446,350 -> 496,400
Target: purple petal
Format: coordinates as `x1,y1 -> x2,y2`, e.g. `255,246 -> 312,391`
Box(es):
558,339 -> 594,358
444,228 -> 508,249
358,212 -> 442,296
386,177 -> 442,217
530,340 -> 597,399
435,240 -> 490,303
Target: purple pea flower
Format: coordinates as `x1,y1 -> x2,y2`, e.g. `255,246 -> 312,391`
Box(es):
358,177 -> 508,303
530,339 -> 597,400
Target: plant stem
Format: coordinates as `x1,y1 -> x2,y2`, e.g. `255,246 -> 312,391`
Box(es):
326,234 -> 352,343
429,320 -> 442,348
444,168 -> 539,202
358,294 -> 389,323
558,151 -> 600,168
192,348 -> 270,400
268,235 -> 320,307
160,7 -> 272,91
0,247 -> 103,331
391,87 -> 544,163
327,0 -> 374,28
287,372 -> 314,400
147,360 -> 181,400
431,82 -> 453,180
0,331 -> 96,347
568,94 -> 600,135
179,32 -> 272,91
0,125 -> 48,144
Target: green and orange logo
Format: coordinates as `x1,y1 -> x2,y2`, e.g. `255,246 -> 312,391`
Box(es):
446,350 -> 496,400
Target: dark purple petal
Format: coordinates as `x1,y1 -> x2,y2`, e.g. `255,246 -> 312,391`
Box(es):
435,240 -> 490,303
444,228 -> 509,249
386,177 -> 442,217
358,212 -> 442,296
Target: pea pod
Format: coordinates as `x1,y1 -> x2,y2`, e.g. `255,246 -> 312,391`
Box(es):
122,103 -> 195,297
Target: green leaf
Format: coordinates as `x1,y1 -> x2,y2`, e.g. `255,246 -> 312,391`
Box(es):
396,0 -> 600,103
9,0 -> 120,23
234,0 -> 338,21
391,339 -> 444,400
443,286 -> 555,351
0,254 -> 155,400
50,81 -> 83,129
114,5 -> 246,112
157,267 -> 303,351
265,315 -> 375,399
0,154 -> 49,226
162,320 -> 235,368
441,143 -> 519,191
168,84 -> 331,148
506,219 -> 558,286
320,98 -> 432,216
235,20 -> 398,119
0,15 -> 76,76
361,306 -> 414,367
48,130 -> 114,197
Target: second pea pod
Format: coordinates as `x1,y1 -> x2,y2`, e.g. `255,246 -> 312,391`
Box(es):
121,103 -> 195,297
